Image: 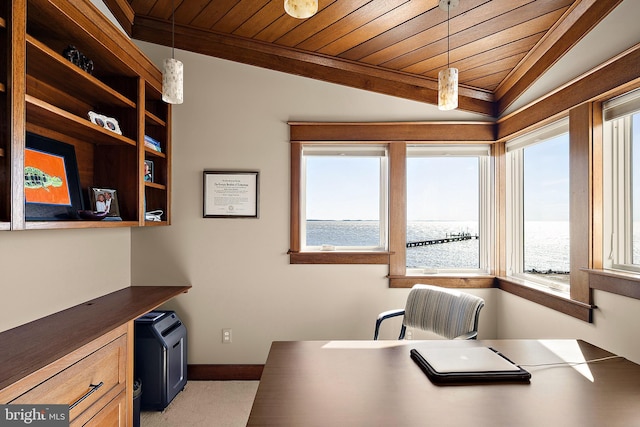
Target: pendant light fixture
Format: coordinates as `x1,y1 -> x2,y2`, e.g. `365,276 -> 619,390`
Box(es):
162,0 -> 183,104
438,0 -> 459,110
284,0 -> 318,19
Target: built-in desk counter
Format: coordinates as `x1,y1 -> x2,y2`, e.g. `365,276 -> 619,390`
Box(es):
0,285 -> 190,426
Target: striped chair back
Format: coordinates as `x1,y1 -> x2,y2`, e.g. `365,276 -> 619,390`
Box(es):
404,284 -> 484,339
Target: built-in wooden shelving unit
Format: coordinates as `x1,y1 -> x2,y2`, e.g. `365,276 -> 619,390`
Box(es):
1,0 -> 171,230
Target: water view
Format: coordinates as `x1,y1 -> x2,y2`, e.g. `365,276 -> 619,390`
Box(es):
306,220 -> 572,272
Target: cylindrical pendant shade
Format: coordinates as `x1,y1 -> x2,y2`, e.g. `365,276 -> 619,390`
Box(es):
284,0 -> 318,19
162,58 -> 183,105
438,67 -> 458,111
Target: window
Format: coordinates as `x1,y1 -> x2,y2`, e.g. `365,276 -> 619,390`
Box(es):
406,145 -> 492,274
603,90 -> 640,272
301,145 -> 388,251
506,119 -> 570,293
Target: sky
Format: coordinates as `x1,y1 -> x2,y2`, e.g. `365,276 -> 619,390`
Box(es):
523,134 -> 570,221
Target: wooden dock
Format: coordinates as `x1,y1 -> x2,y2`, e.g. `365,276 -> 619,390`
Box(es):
406,233 -> 478,248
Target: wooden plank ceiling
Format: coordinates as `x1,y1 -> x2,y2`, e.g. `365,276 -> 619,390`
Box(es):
106,0 -> 622,117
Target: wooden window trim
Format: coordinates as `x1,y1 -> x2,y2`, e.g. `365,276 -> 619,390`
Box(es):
496,276 -> 593,322
389,275 -> 495,289
288,251 -> 391,265
289,123 -> 494,266
585,268 -> 640,300
285,97 -> 616,324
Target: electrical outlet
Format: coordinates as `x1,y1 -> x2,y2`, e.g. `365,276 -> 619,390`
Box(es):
222,328 -> 232,343
405,329 -> 413,340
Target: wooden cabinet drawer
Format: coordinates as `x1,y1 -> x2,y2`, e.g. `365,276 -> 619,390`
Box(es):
10,334 -> 127,422
71,389 -> 127,427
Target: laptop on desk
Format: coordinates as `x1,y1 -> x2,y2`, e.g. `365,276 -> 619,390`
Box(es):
410,346 -> 531,384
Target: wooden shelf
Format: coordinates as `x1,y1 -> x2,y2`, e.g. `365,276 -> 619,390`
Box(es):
0,285 -> 191,392
25,220 -> 140,230
144,220 -> 168,226
27,0 -> 140,80
145,110 -> 166,127
27,35 -> 136,110
145,147 -> 166,158
145,181 -> 166,191
26,95 -> 136,147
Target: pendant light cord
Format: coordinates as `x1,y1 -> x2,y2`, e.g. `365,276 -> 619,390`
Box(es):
447,0 -> 450,69
171,0 -> 175,60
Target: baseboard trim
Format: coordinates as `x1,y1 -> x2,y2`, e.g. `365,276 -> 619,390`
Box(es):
188,364 -> 264,381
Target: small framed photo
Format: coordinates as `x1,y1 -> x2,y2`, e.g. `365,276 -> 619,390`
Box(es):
203,171 -> 259,218
89,187 -> 121,217
144,160 -> 154,182
104,116 -> 121,134
88,111 -> 122,135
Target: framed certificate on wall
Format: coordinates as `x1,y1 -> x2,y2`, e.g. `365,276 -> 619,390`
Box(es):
203,171 -> 259,218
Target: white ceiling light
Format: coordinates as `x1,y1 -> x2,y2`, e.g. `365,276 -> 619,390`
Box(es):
284,0 -> 318,19
438,0 -> 459,111
162,0 -> 183,104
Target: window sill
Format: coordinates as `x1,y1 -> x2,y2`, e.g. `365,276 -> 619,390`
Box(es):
496,276 -> 593,322
584,268 -> 640,300
288,251 -> 390,264
388,274 -> 495,288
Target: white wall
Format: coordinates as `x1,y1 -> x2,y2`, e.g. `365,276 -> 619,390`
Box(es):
497,291 -> 640,364
0,228 -> 131,332
131,41 -> 495,364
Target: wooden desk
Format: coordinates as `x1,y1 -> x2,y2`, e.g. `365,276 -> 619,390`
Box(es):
248,340 -> 640,426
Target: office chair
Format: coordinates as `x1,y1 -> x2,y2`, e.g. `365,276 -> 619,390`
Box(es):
374,284 -> 485,340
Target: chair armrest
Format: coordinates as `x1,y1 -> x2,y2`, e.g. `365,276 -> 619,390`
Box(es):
453,331 -> 478,340
377,309 -> 405,321
374,309 -> 405,340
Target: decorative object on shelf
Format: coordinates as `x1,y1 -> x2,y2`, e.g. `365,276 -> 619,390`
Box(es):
285,0 -> 318,19
62,45 -> 94,74
162,0 -> 183,104
25,133 -> 84,220
203,170 -> 259,218
438,0 -> 459,111
144,135 -> 162,153
144,160 -> 154,182
145,210 -> 163,222
77,210 -> 108,221
89,187 -> 121,218
88,111 -> 122,135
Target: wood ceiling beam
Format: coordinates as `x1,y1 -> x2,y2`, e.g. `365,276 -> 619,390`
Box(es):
495,0 -> 623,116
288,121 -> 497,142
132,15 -> 496,117
497,43 -> 640,141
99,0 -> 135,36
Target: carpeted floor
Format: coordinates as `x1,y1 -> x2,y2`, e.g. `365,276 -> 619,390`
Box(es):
140,381 -> 259,427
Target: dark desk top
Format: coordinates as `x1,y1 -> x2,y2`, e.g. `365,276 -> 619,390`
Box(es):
0,285 -> 190,391
248,339 -> 640,427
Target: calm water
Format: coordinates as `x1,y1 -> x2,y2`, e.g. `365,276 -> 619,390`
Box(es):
307,220 -> 573,270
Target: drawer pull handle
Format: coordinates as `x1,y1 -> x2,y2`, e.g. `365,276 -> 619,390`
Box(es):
69,382 -> 104,410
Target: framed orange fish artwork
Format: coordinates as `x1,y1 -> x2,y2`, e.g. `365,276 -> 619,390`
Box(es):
24,133 -> 84,220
